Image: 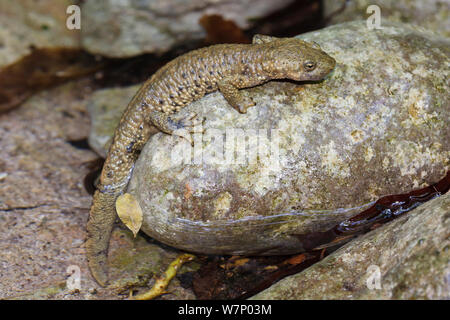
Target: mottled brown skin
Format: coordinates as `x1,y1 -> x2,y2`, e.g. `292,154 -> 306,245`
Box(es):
86,35 -> 336,286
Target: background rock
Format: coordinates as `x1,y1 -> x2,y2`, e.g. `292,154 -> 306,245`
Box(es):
0,0 -> 80,68
81,0 -> 295,58
324,0 -> 450,37
87,85 -> 140,158
250,192 -> 450,299
126,21 -> 449,255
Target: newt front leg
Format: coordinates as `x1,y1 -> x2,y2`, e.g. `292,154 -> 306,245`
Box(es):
218,76 -> 257,113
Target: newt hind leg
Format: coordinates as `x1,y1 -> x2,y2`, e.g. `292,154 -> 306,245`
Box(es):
149,110 -> 204,133
149,110 -> 204,144
218,76 -> 257,113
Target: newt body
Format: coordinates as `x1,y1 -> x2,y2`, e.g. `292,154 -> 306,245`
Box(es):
86,35 -> 336,286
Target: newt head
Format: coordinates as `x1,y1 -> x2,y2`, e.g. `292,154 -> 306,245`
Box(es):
266,37 -> 336,82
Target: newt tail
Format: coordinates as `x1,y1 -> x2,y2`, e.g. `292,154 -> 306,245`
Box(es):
86,35 -> 336,286
86,90 -> 158,286
86,190 -> 119,286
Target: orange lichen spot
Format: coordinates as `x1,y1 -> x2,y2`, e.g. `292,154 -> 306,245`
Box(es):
184,182 -> 193,200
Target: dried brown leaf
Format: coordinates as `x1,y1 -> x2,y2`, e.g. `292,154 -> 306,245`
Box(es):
115,193 -> 143,237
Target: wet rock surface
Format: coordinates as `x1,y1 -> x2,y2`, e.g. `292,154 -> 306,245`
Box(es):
324,0 -> 450,37
250,192 -> 450,299
80,0 -> 295,58
126,21 -> 449,255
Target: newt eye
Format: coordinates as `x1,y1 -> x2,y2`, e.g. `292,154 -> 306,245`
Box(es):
304,61 -> 316,72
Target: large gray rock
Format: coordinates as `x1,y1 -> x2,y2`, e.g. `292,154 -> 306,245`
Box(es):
81,0 -> 294,58
250,192 -> 450,299
125,21 -> 449,255
324,0 -> 450,38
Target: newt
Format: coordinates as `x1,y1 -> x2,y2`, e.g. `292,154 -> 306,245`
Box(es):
86,34 -> 336,286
